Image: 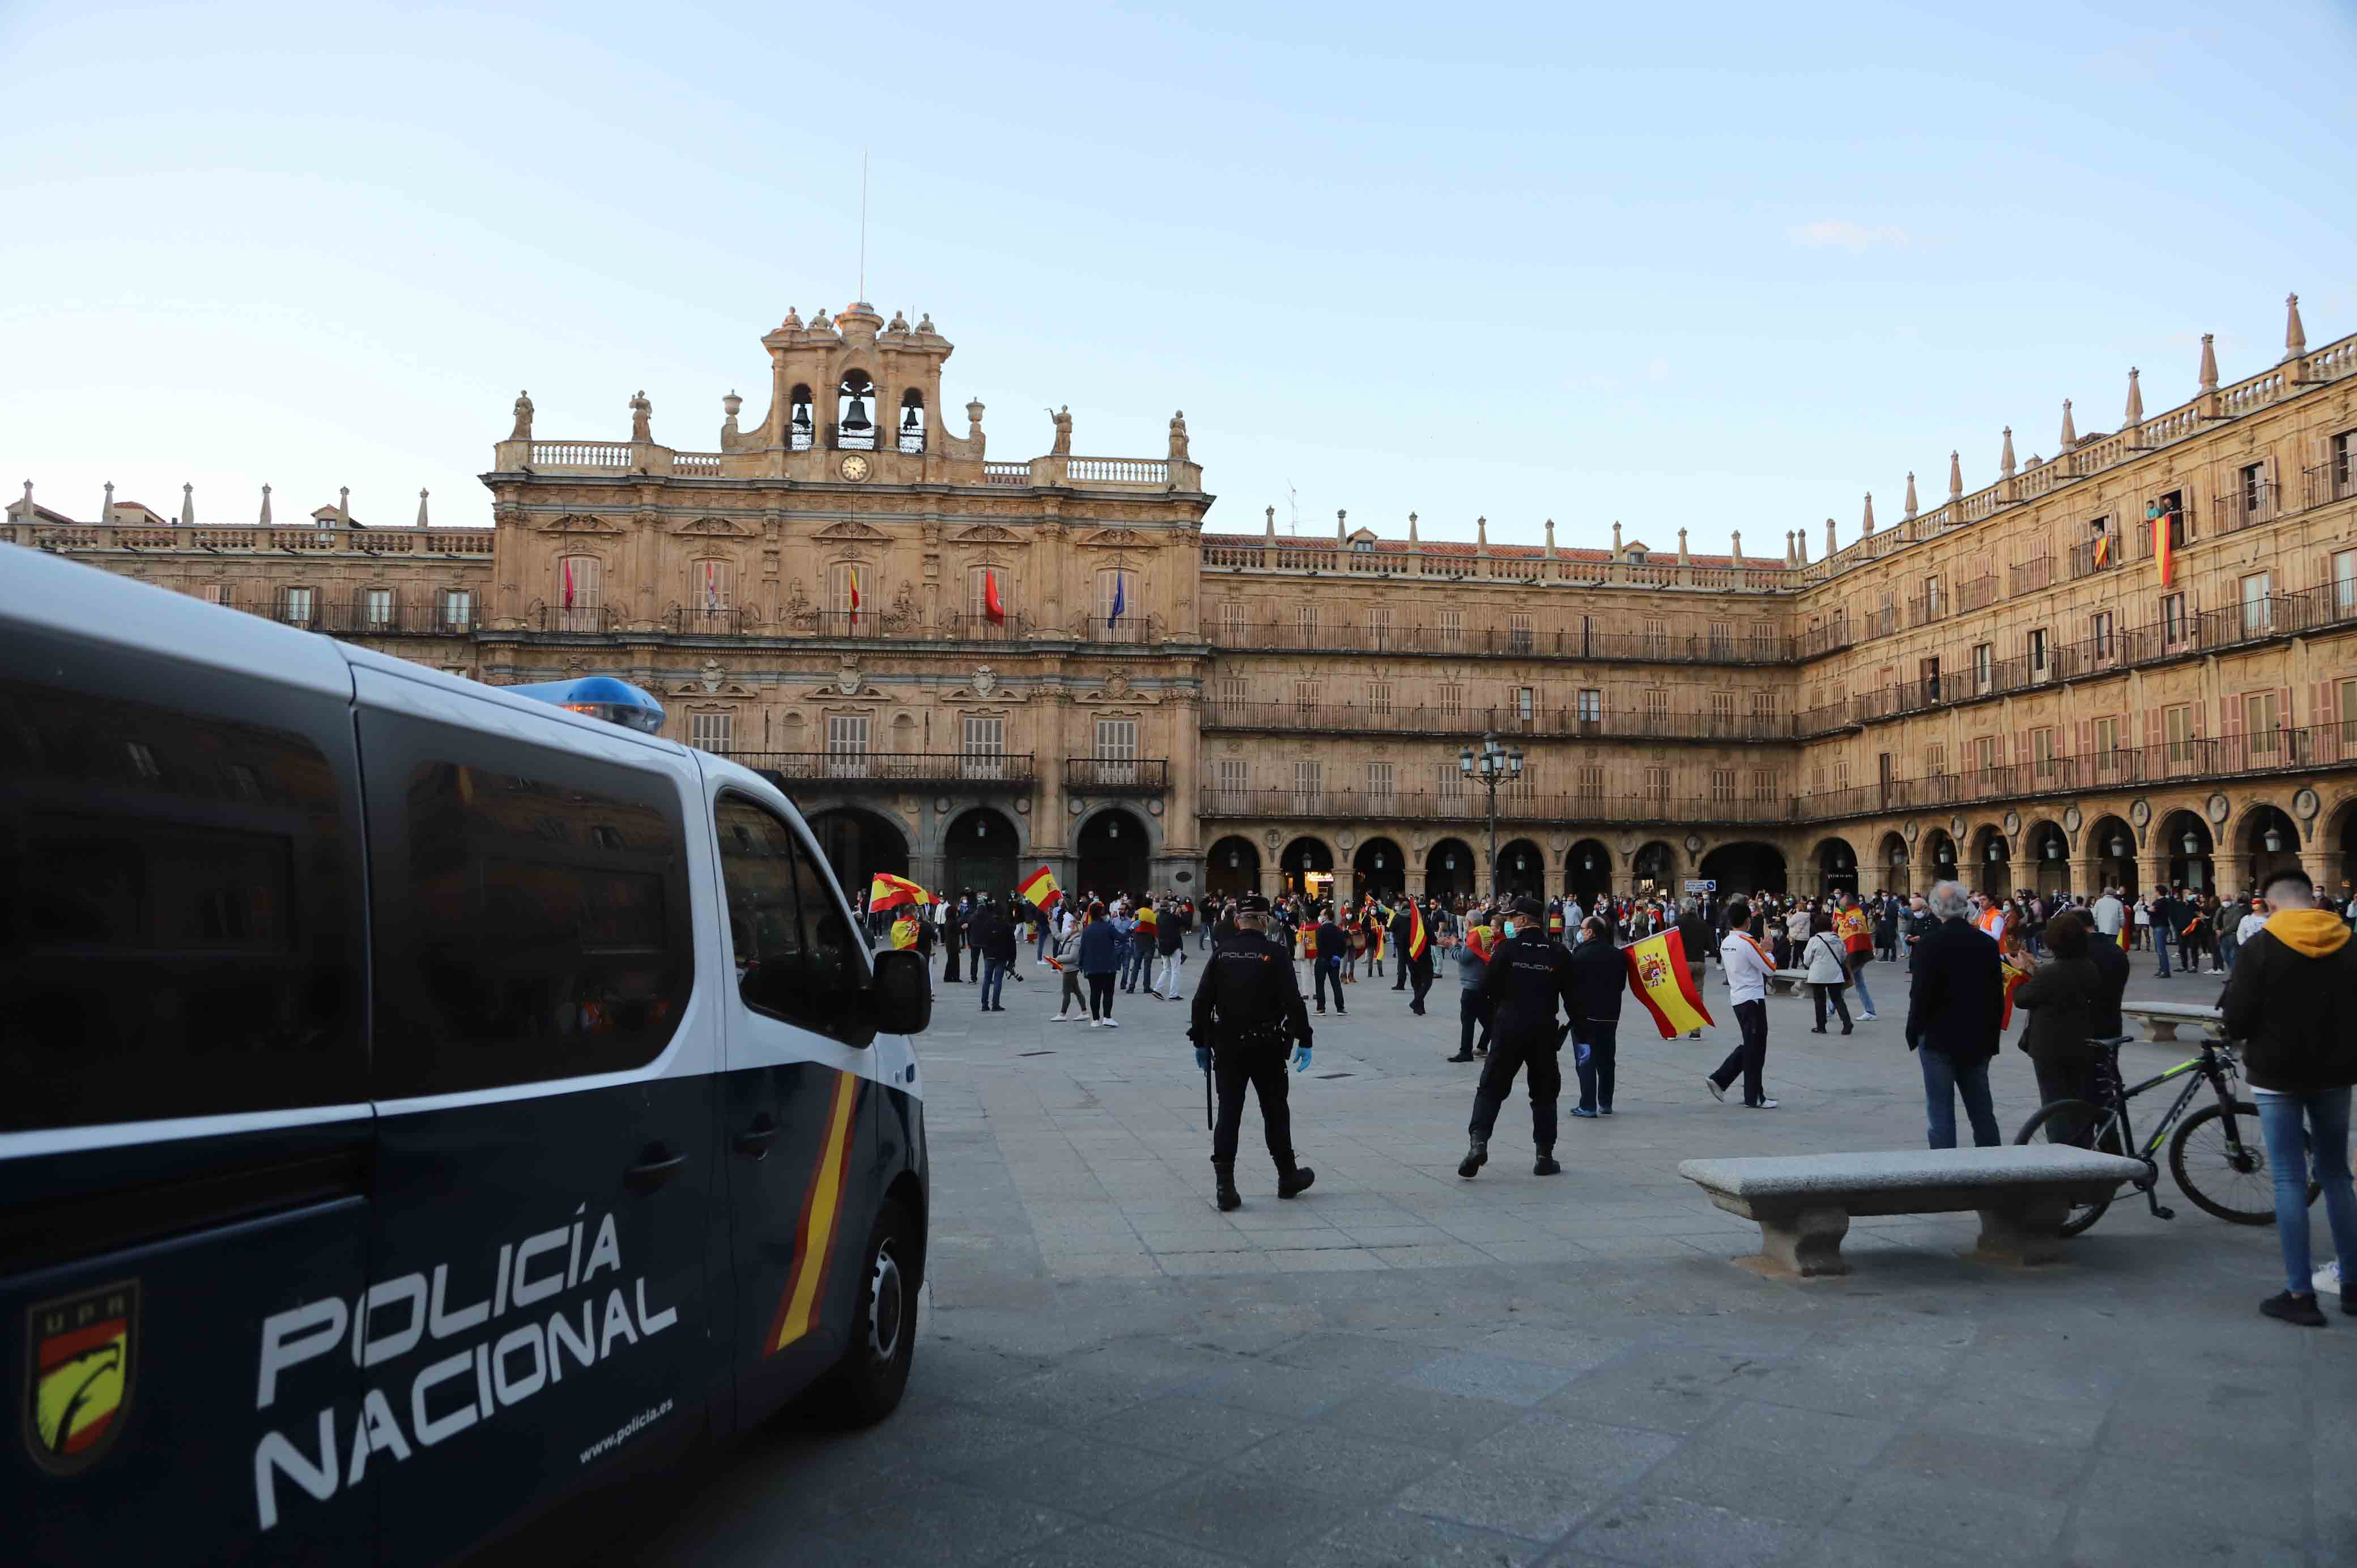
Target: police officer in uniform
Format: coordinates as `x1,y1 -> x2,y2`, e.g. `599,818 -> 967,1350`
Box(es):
1461,897 -> 1579,1179
1190,893 -> 1316,1211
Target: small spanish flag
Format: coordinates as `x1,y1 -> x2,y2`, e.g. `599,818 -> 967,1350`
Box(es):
869,871 -> 927,913
1463,922 -> 1496,963
1134,905 -> 1159,935
889,915 -> 920,949
1018,865 -> 1061,910
2001,957 -> 2030,1029
1624,928 -> 1714,1039
1406,900 -> 1428,961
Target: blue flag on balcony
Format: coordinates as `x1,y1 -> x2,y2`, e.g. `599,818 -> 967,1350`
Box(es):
1108,573 -> 1126,630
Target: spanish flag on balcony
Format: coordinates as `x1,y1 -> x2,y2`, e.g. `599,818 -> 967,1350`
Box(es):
2149,500 -> 2173,590
1018,865 -> 1061,910
1624,928 -> 1713,1039
1406,900 -> 1429,961
869,871 -> 927,913
849,565 -> 862,624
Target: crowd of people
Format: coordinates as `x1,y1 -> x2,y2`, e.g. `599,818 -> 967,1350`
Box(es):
855,870 -> 2357,1328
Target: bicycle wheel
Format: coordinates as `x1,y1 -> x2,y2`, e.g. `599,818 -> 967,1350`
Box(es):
2170,1100 -> 2316,1225
2014,1099 -> 2121,1237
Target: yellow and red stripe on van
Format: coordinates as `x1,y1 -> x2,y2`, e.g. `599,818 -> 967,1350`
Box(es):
767,1069 -> 863,1353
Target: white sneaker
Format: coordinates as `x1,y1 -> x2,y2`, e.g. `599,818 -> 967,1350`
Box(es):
1088,1019 -> 1101,1029
1859,1010 -> 1877,1020
1103,1017 -> 1121,1028
2315,1260 -> 2343,1293
1049,1013 -> 1071,1023
1706,1078 -> 1726,1103
1747,1098 -> 1781,1109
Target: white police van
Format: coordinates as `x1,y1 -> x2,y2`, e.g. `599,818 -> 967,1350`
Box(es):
0,546 -> 930,1563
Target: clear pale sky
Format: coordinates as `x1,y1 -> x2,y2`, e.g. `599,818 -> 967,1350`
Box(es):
5,2 -> 2352,552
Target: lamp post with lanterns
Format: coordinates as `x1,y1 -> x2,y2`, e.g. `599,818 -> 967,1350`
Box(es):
1458,731 -> 1524,900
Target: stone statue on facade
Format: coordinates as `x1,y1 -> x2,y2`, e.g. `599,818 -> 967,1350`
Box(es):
1048,404 -> 1073,457
509,391 -> 534,442
630,390 -> 653,444
1168,410 -> 1189,461
887,309 -> 909,333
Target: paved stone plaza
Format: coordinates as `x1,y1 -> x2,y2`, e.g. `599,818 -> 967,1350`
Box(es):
609,953 -> 2355,1567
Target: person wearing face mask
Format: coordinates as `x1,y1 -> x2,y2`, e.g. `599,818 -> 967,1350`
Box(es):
1460,898 -> 1580,1178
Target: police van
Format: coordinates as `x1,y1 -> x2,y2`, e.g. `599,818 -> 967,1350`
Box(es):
0,546 -> 931,1564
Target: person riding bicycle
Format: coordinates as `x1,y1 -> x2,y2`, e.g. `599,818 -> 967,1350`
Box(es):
2011,910 -> 2103,1142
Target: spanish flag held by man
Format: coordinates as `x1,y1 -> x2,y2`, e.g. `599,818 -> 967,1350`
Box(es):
869,871 -> 928,913
1018,865 -> 1061,911
1406,899 -> 1429,962
1134,904 -> 1159,938
1624,927 -> 1714,1039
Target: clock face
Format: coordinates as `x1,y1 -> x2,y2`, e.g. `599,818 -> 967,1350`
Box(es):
839,454 -> 870,482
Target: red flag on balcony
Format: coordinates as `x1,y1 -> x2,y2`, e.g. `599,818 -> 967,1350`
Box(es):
984,568 -> 1005,623
562,556 -> 576,610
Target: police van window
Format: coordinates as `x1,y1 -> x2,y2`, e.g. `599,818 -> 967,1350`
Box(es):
0,641 -> 365,1131
715,794 -> 869,1041
361,711 -> 691,1098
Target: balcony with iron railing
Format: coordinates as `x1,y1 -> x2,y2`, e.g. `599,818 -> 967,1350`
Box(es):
1220,620 -> 1793,663
2213,480 -> 2277,536
1907,594 -> 1947,628
1063,757 -> 1171,793
1202,701 -> 1797,744
533,603 -> 620,633
248,595 -> 481,637
1197,787 -> 1794,827
666,606 -> 747,635
2066,536 -> 2119,580
2307,458 -> 2356,509
732,752 -> 1037,790
2007,556 -> 2054,596
1954,572 -> 1999,613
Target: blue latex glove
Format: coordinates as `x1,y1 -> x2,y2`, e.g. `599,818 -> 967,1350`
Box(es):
1194,1046 -> 1211,1072
1291,1043 -> 1312,1072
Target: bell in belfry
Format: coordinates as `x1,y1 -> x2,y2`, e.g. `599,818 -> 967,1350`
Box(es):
792,400 -> 813,433
841,395 -> 871,432
901,403 -> 920,432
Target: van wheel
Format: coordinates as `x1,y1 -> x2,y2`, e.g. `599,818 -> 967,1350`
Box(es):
814,1199 -> 916,1426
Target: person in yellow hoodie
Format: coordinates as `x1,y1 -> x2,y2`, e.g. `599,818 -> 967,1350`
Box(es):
2219,867 -> 2357,1327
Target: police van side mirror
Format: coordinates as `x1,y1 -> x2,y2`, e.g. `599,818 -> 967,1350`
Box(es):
870,948 -> 931,1037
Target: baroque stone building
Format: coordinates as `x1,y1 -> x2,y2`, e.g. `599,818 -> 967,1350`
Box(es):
12,295 -> 2357,906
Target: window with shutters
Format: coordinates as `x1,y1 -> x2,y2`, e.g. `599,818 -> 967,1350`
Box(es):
1095,568 -> 1135,629
964,715 -> 1006,780
280,586 -> 315,625
1367,761 -> 1394,800
1094,718 -> 1137,785
2332,548 -> 2357,619
1746,622 -> 1772,657
1834,761 -> 1850,793
1643,689 -> 1669,731
1643,766 -> 1669,802
1437,760 -> 1463,798
1508,612 -> 1534,654
1293,759 -> 1323,803
1367,605 -> 1393,646
2027,628 -> 2048,674
556,555 -> 602,631
1513,685 -> 1535,729
1439,608 -> 1462,648
1975,735 -> 2001,774
2164,704 -> 2192,764
2240,571 -> 2274,637
2095,716 -> 2120,756
1711,768 -> 1735,803
1972,642 -> 1993,689
2340,678 -> 2357,743
692,559 -> 737,623
1579,615 -> 1598,656
196,582 -> 227,605
440,589 -> 474,631
1367,681 -> 1392,716
1218,675 -> 1246,707
1750,689 -> 1777,721
1439,682 -> 1464,717
1811,764 -> 1826,793
964,565 -> 1004,621
2162,592 -> 2186,644
1294,604 -> 1318,644
1712,621 -> 1735,658
825,715 -> 870,778
1215,759 -> 1249,795
1644,619 -> 1668,658
690,711 -> 734,752
2244,692 -> 2279,757
1924,573 -> 1944,619
1577,688 -> 1602,723
2031,727 -> 2055,779
1292,680 -> 1319,716
1750,769 -> 1777,802
1925,743 -> 1945,776
1578,765 -> 1603,800
1221,600 -> 1247,642
826,561 -> 862,619
1711,691 -> 1734,730
2090,610 -> 2113,659
363,587 -> 395,629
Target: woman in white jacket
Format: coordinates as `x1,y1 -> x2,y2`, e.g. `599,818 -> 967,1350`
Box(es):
1802,913 -> 1854,1035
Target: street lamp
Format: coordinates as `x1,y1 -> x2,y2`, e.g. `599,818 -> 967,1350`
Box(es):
1458,731 -> 1524,898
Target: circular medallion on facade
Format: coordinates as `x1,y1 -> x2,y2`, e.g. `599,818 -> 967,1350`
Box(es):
1904,820 -> 1918,842
839,454 -> 870,482
2062,806 -> 2082,833
1950,815 -> 1965,838
1548,834 -> 1568,852
2003,810 -> 2020,834
1067,798 -> 1082,815
2294,787 -> 2321,820
2206,792 -> 2231,825
2129,798 -> 2151,828
935,796 -> 951,814
1336,830 -> 1355,851
1684,834 -> 1704,854
1148,798 -> 1163,816
1263,829 -> 1282,850
1104,674 -> 1130,699
1015,798 -> 1030,814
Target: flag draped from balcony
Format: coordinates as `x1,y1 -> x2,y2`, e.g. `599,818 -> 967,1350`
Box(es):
984,568 -> 1005,623
2150,500 -> 2173,589
2092,530 -> 2111,569
562,556 -> 576,610
704,561 -> 720,611
849,565 -> 862,624
1624,928 -> 1713,1039
868,871 -> 927,913
1108,573 -> 1126,630
1018,866 -> 1061,910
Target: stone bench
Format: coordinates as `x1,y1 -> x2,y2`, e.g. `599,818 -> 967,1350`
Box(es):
1765,968 -> 1809,998
1678,1147 -> 2149,1277
2120,1000 -> 2222,1043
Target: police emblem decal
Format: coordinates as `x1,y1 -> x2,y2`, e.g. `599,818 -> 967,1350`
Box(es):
25,1279 -> 139,1476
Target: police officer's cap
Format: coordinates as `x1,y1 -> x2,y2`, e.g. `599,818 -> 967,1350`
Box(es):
1512,896 -> 1546,921
1237,893 -> 1271,913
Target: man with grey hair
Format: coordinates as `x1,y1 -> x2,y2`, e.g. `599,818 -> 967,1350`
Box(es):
1903,879 -> 2006,1148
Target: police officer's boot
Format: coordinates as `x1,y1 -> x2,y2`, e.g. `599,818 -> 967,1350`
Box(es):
1457,1136 -> 1487,1179
1534,1146 -> 1562,1176
1277,1154 -> 1316,1199
1213,1161 -> 1243,1212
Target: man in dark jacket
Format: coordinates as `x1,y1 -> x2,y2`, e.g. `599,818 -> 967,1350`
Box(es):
1903,880 -> 2004,1148
972,901 -> 1015,1012
2086,922 -> 2130,1039
1191,894 -> 1316,1211
1312,907 -> 1347,1016
1565,917 -> 1625,1117
1390,903 -> 1416,993
1463,899 -> 1579,1178
2219,867 -> 2357,1326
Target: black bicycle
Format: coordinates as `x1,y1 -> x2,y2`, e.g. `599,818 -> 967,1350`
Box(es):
2014,1034 -> 2318,1236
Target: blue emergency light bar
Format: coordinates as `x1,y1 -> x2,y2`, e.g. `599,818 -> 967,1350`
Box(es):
505,675 -> 667,734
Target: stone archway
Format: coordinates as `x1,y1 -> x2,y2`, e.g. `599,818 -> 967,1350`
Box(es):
1567,838 -> 1613,905
1207,834 -> 1261,897
1699,841 -> 1788,898
1426,837 -> 1478,901
1813,836 -> 1859,897
1497,838 -> 1546,898
1632,841 -> 1677,896
806,806 -> 912,898
1921,826 -> 1960,889
1077,807 -> 1151,901
2024,819 -> 2072,895
1280,836 -> 1335,902
943,806 -> 1020,900
2160,809 -> 2214,892
1875,831 -> 1912,896
2236,802 -> 2301,893
1971,824 -> 2012,898
1354,836 -> 1407,898
2088,815 -> 2139,898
